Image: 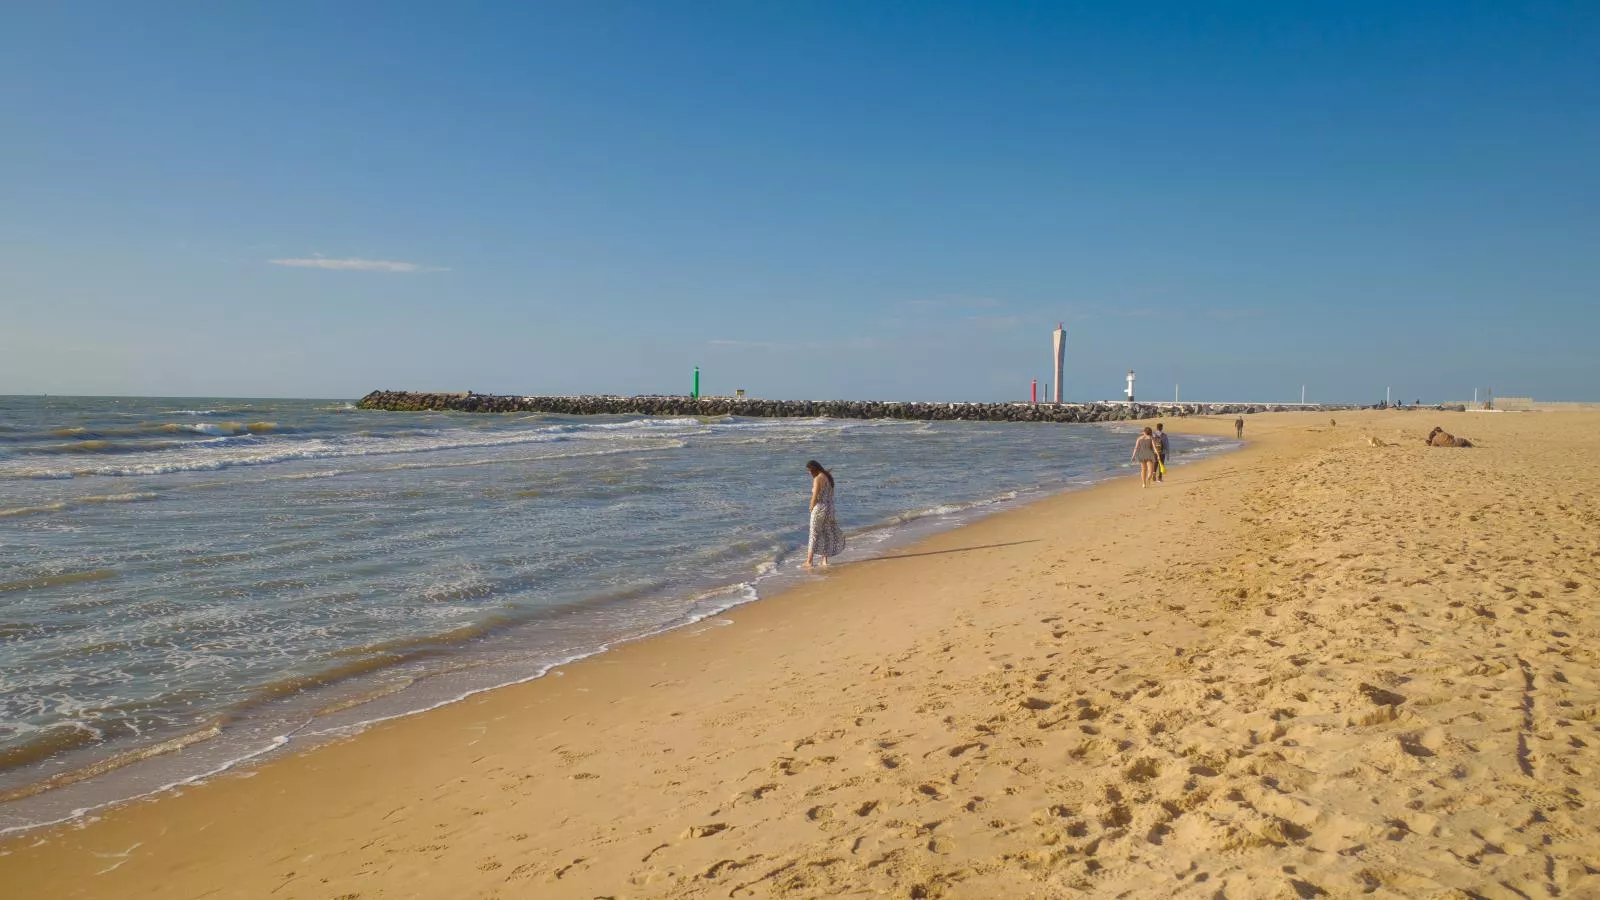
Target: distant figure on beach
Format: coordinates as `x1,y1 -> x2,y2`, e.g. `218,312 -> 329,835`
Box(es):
1153,423 -> 1169,482
1131,427 -> 1159,488
804,460 -> 845,568
1234,417 -> 1244,439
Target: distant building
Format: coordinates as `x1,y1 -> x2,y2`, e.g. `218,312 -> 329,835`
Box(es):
1052,323 -> 1067,405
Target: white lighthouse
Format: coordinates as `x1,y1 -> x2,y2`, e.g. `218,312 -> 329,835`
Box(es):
1051,323 -> 1066,405
1125,369 -> 1136,404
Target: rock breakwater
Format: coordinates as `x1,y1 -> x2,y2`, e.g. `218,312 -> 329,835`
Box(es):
357,391 -> 1336,422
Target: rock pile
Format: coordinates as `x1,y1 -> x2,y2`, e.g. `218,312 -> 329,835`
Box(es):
356,391 -> 1339,422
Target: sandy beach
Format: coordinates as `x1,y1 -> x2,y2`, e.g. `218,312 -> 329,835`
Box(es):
3,410 -> 1597,899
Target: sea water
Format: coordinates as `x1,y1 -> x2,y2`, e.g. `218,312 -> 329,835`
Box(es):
0,395 -> 1235,832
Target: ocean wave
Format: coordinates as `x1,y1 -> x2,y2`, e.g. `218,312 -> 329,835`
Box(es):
21,439 -> 202,456
0,502 -> 68,518
160,422 -> 248,436
0,492 -> 160,518
79,491 -> 159,504
540,417 -> 701,434
705,416 -> 924,434
875,490 -> 1022,528
7,424 -> 691,479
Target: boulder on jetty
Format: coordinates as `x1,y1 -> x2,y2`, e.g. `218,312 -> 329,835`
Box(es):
357,391 -> 1346,423
1426,426 -> 1473,448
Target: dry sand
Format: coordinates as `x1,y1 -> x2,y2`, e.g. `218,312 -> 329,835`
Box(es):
2,410 -> 1597,899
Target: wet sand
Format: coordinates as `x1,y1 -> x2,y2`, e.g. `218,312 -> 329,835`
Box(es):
3,410 -> 1597,898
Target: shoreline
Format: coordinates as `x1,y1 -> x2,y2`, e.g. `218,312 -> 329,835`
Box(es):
0,421 -> 1234,838
4,410 -> 1596,898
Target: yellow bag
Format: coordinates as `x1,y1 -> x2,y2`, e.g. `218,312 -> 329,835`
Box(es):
1157,460 -> 1166,478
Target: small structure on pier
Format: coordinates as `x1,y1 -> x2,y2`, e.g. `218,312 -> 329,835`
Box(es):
1125,370 -> 1136,404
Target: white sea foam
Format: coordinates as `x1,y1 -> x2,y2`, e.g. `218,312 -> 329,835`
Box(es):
6,422 -> 691,479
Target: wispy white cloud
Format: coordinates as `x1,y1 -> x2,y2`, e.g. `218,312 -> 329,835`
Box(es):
269,256 -> 448,273
830,336 -> 884,351
964,314 -> 1026,331
708,339 -> 778,349
709,337 -> 884,352
1206,307 -> 1270,321
901,296 -> 1005,313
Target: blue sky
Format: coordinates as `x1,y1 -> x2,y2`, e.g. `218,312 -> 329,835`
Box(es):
3,2 -> 1596,402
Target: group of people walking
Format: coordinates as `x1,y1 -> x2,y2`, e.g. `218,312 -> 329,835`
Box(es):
806,417 -> 1243,566
1130,423 -> 1170,488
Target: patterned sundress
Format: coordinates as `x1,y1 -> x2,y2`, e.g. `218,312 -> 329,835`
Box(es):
808,478 -> 846,559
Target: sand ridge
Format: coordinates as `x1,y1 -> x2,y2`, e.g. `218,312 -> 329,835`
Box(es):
1,411 -> 1597,898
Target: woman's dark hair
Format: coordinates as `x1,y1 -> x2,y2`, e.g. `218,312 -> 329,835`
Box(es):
1142,427 -> 1153,435
805,460 -> 834,486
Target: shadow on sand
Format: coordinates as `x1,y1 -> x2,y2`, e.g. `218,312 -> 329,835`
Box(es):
862,539 -> 1041,562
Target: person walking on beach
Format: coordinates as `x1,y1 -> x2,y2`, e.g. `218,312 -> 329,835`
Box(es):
1153,422 -> 1169,482
804,460 -> 845,568
1234,416 -> 1244,439
1131,427 -> 1159,488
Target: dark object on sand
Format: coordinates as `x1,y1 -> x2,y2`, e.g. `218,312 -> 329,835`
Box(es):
1426,426 -> 1473,448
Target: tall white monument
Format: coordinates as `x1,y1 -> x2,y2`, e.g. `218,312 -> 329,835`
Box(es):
1126,369 -> 1136,404
1051,323 -> 1066,406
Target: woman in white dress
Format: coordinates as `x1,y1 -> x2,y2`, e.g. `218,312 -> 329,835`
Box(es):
804,460 -> 845,568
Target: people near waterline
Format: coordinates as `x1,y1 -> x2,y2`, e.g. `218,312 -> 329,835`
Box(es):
1153,422 -> 1169,483
1234,416 -> 1245,439
804,460 -> 846,568
1131,427 -> 1159,488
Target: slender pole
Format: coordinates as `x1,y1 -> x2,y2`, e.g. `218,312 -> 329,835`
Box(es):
693,366 -> 700,399
1051,323 -> 1065,408
1386,386 -> 1391,406
1301,385 -> 1306,405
